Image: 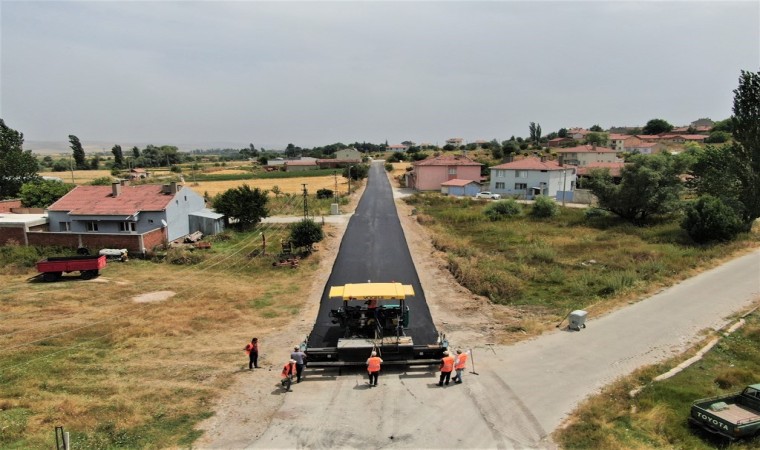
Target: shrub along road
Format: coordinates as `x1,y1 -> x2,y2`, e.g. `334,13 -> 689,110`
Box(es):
201,162 -> 760,449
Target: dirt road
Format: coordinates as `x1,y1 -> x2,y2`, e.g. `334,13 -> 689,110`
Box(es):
198,164 -> 760,449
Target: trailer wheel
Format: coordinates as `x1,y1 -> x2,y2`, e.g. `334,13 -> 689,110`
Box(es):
80,270 -> 98,280
42,272 -> 62,282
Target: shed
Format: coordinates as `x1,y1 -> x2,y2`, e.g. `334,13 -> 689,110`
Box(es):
189,209 -> 225,236
440,179 -> 481,197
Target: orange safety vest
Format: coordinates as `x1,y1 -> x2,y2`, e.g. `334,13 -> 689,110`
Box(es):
281,363 -> 296,378
440,355 -> 455,372
367,356 -> 383,372
245,343 -> 258,355
455,353 -> 468,370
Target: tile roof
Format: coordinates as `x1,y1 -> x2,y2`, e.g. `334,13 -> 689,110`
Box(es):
48,185 -> 176,215
608,133 -> 634,140
413,155 -> 482,167
491,157 -> 570,171
577,162 -> 625,177
441,178 -> 480,187
553,144 -> 617,153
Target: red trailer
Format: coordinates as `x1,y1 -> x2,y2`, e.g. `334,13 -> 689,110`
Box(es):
36,255 -> 107,281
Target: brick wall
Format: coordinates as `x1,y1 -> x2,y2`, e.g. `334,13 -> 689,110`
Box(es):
0,199 -> 22,213
0,226 -> 27,245
25,229 -> 166,254
142,228 -> 167,252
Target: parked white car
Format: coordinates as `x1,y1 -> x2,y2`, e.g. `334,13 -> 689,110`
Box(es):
475,191 -> 501,200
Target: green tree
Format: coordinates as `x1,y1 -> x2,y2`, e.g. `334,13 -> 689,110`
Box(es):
704,131 -> 731,144
131,146 -> 140,159
689,71 -> 760,230
212,184 -> 269,230
111,144 -> 125,169
682,195 -> 743,243
529,122 -> 542,145
558,128 -> 568,138
589,124 -> 603,132
89,156 -> 100,170
642,119 -> 673,135
586,153 -> 686,224
711,118 -> 733,133
343,164 -> 368,180
0,119 -> 40,199
69,135 -> 87,169
90,176 -> 114,186
271,185 -> 282,198
289,218 -> 324,252
585,132 -> 609,146
19,180 -> 75,208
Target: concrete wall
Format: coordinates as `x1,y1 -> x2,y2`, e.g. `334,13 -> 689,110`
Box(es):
165,187 -> 206,241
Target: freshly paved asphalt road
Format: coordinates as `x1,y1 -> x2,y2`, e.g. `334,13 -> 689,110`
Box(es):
306,162 -> 439,349
245,164 -> 760,449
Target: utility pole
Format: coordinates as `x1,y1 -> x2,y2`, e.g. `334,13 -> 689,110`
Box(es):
69,155 -> 75,184
562,168 -> 568,206
334,170 -> 338,200
348,166 -> 353,195
302,183 -> 308,219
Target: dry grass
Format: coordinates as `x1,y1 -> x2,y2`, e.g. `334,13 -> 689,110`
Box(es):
187,175 -> 346,197
39,170 -> 115,184
0,236 -> 323,448
389,162 -> 411,181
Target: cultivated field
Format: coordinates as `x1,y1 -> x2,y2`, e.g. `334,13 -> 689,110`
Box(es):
39,170 -> 114,184
186,175 -> 347,198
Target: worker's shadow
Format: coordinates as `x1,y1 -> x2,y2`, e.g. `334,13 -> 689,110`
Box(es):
353,383 -> 373,390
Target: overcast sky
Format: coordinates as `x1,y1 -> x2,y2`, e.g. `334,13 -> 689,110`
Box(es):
1,1 -> 758,151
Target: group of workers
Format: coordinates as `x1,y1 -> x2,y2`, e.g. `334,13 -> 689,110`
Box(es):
246,337 -> 470,390
245,338 -> 307,392
365,348 -> 469,387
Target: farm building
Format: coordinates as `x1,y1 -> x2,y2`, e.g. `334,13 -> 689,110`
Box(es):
440,179 -> 481,197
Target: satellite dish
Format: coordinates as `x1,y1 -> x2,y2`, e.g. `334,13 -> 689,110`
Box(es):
161,219 -> 168,227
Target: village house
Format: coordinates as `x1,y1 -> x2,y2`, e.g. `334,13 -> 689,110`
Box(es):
388,144 -> 409,152
625,141 -> 666,155
284,159 -> 319,172
554,144 -> 621,166
488,157 -> 576,200
36,181 -> 223,254
547,137 -> 575,148
406,154 -> 482,191
445,138 -> 464,147
608,134 -> 642,152
335,148 -> 362,160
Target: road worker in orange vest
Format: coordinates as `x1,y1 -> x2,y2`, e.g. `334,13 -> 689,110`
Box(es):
452,349 -> 468,384
281,359 -> 297,391
244,337 -> 259,370
366,350 -> 383,387
437,351 -> 455,386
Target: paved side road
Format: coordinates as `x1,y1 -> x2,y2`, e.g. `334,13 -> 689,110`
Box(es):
241,249 -> 760,449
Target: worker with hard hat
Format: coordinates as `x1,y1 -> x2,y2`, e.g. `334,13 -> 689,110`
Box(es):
437,350 -> 455,386
452,349 -> 468,384
366,350 -> 384,387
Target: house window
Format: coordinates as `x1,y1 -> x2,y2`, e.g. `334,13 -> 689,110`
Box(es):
515,170 -> 528,178
86,222 -> 98,232
119,222 -> 136,232
515,183 -> 527,190
493,169 -> 505,178
448,168 -> 457,175
59,222 -> 70,231
495,182 -> 505,189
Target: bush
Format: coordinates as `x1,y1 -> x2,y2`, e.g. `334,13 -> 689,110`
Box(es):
384,163 -> 393,172
483,199 -> 522,221
316,188 -> 333,199
531,196 -> 559,218
584,207 -> 608,219
289,219 -> 324,252
90,176 -> 115,186
165,247 -> 205,265
681,195 -> 743,243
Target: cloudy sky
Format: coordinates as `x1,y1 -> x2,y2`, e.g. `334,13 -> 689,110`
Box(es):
1,1 -> 758,151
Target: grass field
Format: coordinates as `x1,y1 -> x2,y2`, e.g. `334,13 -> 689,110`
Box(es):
0,225 -> 323,449
405,194 -> 760,326
553,311 -> 760,449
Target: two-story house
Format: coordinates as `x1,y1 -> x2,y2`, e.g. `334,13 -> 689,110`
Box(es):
407,155 -> 482,191
488,157 -> 576,200
554,145 -> 621,166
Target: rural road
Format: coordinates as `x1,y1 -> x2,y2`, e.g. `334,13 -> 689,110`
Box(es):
242,162 -> 760,449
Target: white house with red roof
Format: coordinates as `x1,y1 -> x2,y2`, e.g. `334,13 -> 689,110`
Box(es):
488,157 -> 576,200
46,181 -> 214,246
553,144 -> 621,166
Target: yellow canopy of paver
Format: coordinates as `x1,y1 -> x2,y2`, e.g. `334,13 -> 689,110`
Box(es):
328,282 -> 415,300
